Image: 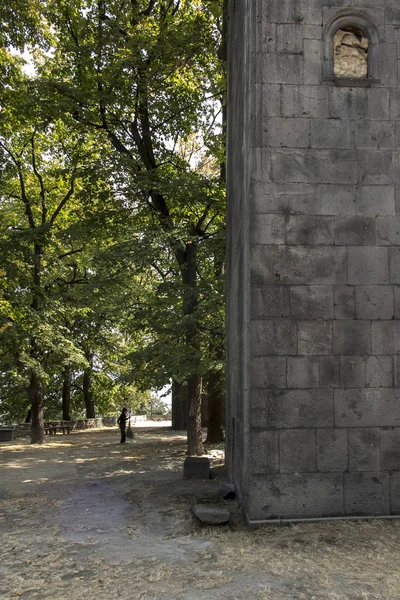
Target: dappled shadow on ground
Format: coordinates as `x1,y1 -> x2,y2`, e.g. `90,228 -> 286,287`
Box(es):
1,427 -> 400,599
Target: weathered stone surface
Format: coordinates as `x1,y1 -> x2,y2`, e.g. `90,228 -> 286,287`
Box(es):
316,428 -> 348,472
298,321 -> 332,355
357,186 -> 395,216
251,286 -> 290,319
366,356 -> 393,388
250,389 -> 334,429
347,247 -> 389,285
355,286 -> 394,320
371,321 -> 400,355
334,217 -> 376,246
250,429 -> 279,474
271,149 -> 358,184
311,119 -> 351,149
335,389 -> 400,428
339,356 -> 366,388
381,428 -> 400,471
344,472 -> 390,516
247,473 -> 344,521
287,357 -> 319,388
333,321 -> 371,356
280,429 -> 316,473
250,320 -> 297,356
192,502 -> 230,525
319,357 -> 340,388
334,286 -> 355,319
250,356 -> 287,388
290,285 -> 334,319
183,457 -> 210,480
217,483 -> 236,500
390,472 -> 400,514
251,246 -> 347,286
348,428 -> 381,472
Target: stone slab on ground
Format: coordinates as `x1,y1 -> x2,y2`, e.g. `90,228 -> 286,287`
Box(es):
183,456 -> 210,479
192,501 -> 231,525
0,428 -> 17,442
217,482 -> 236,500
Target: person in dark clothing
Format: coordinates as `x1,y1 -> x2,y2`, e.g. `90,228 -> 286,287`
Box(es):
117,407 -> 128,443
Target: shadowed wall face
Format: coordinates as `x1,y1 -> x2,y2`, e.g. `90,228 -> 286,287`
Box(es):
227,0 -> 400,521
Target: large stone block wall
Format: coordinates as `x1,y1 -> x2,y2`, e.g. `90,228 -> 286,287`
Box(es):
227,0 -> 400,521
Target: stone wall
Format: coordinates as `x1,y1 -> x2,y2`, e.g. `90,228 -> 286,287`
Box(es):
227,0 -> 400,521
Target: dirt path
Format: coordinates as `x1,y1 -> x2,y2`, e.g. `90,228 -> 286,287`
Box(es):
1,425 -> 400,600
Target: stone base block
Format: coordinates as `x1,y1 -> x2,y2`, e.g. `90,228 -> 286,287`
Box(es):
183,457 -> 210,479
0,428 -> 18,442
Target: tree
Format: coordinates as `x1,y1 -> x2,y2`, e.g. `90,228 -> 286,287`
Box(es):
38,0 -> 226,454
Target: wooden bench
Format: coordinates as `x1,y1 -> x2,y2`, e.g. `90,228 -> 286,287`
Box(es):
44,421 -> 75,435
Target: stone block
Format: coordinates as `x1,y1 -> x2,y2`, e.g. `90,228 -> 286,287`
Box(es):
335,217 -> 376,246
371,321 -> 400,355
355,286 -> 394,320
316,428 -> 348,472
368,88 -> 390,120
250,356 -> 287,389
263,117 -> 311,148
192,502 -> 230,524
250,388 -> 334,429
250,320 -> 297,356
319,357 -> 339,388
281,85 -> 329,119
246,473 -> 344,521
251,214 -> 285,245
389,247 -> 400,284
355,121 -> 394,150
381,428 -> 400,471
329,87 -> 368,120
271,149 -> 358,184
264,1 -> 322,25
347,247 -> 389,285
344,472 -> 390,516
357,187 -> 395,217
340,356 -> 366,388
0,428 -> 17,442
251,246 -> 347,286
390,89 -> 400,120
387,8 -> 400,24
304,39 -> 322,86
334,286 -> 355,319
251,286 -> 290,319
333,321 -> 371,356
311,119 -> 351,149
395,287 -> 400,319
358,151 -> 393,186
290,285 -> 334,320
262,23 -> 276,54
249,429 -> 279,474
250,181 -> 319,215
348,428 -> 381,472
316,185 -> 357,215
335,388 -> 400,428
382,43 -> 398,88
183,457 -> 210,479
390,473 -> 400,514
262,54 -> 304,84
287,357 -> 319,388
366,356 -> 393,388
276,24 -> 321,54
298,321 -> 332,355
286,216 -> 335,246
279,429 -> 316,473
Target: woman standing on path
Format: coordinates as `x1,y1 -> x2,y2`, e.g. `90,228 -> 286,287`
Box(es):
117,407 -> 128,444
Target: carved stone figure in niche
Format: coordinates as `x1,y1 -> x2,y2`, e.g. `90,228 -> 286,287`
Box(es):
334,28 -> 368,78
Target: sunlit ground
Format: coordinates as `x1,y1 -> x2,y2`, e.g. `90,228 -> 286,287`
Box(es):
1,426 -> 399,600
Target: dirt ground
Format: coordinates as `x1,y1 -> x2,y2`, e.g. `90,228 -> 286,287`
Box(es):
1,424 -> 400,600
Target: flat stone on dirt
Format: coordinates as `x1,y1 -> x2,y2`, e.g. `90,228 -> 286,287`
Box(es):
192,502 -> 230,525
217,482 -> 236,499
183,456 -> 210,479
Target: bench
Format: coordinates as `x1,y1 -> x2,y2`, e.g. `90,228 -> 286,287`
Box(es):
44,421 -> 76,435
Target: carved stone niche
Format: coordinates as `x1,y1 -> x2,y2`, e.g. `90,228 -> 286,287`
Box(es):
322,10 -> 381,86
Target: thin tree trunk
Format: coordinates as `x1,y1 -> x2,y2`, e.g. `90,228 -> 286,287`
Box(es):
206,366 -> 225,443
182,242 -> 204,456
62,369 -> 72,421
29,372 -> 44,444
83,356 -> 95,418
171,381 -> 188,430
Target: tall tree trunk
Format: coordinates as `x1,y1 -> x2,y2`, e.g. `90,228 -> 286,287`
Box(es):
28,372 -> 44,444
206,365 -> 225,443
83,355 -> 95,418
171,380 -> 188,430
62,369 -> 72,421
182,242 -> 204,456
30,243 -> 44,444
